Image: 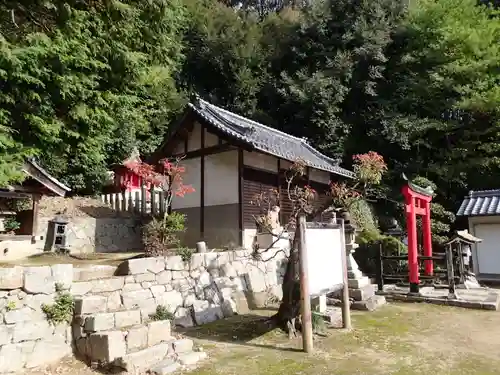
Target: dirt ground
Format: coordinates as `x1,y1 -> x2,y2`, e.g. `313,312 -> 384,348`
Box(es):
21,302 -> 500,375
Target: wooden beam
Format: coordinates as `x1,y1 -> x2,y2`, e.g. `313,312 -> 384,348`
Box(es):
238,149 -> 244,247
0,190 -> 32,199
173,143 -> 237,160
200,126 -> 206,238
31,194 -> 41,242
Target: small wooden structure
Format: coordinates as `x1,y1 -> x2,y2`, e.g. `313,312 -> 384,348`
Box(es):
444,230 -> 482,286
0,159 -> 70,244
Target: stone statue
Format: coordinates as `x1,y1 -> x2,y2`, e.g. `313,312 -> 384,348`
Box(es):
267,206 -> 282,234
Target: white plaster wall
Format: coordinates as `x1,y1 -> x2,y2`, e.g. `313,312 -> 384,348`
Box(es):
172,141 -> 184,155
171,158 -> 201,209
205,150 -> 239,206
309,168 -> 330,184
468,216 -> 500,277
205,130 -> 219,147
188,122 -> 202,152
243,228 -> 257,250
243,151 -> 278,173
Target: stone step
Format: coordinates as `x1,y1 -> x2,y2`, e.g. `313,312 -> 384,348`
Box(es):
349,284 -> 376,302
75,320 -> 173,364
351,295 -> 386,311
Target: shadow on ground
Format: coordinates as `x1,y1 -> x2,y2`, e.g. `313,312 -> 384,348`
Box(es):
179,312 -> 303,353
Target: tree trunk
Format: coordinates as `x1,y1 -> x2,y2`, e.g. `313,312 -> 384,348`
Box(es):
271,224 -> 302,337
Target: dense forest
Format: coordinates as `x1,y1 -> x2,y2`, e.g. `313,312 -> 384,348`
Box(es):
1,0 -> 500,240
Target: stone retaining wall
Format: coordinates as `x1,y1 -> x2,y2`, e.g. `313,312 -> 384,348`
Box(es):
36,217 -> 143,253
0,248 -> 287,373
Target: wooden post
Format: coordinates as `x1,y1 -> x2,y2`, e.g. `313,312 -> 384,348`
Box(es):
150,188 -> 157,216
446,245 -> 456,299
141,185 -> 147,215
298,213 -> 313,353
339,219 -> 352,330
376,241 -> 384,292
31,194 -> 41,242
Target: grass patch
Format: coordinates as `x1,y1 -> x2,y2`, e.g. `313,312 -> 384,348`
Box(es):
183,303 -> 500,375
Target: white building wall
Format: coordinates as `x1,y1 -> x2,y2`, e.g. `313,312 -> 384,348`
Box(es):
468,216 -> 500,278
205,130 -> 219,147
309,168 -> 330,184
204,150 -> 239,206
243,151 -> 278,173
171,158 -> 201,209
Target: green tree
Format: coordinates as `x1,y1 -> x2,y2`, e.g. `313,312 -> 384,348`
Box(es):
0,0 -> 186,192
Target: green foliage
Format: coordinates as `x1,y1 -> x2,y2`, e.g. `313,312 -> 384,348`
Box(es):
350,200 -> 378,233
143,212 -> 186,257
0,0 -> 187,193
41,292 -> 74,325
3,217 -> 20,233
149,305 -> 174,321
354,229 -> 407,276
5,300 -> 16,312
4,198 -> 31,212
177,246 -> 194,262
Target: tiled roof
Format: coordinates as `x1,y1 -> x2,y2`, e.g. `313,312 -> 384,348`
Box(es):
188,97 -> 354,178
457,189 -> 500,217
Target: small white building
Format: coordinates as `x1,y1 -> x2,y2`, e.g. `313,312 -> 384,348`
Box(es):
457,189 -> 500,280
150,96 -> 354,249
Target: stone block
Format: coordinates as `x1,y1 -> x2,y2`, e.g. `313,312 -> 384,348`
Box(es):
198,271 -> 212,287
122,283 -> 143,292
155,290 -> 183,313
0,267 -> 23,290
172,338 -> 193,354
245,269 -> 267,293
157,270 -> 173,284
74,295 -> 108,315
174,308 -> 194,328
23,266 -> 55,294
190,254 -> 205,270
4,307 -> 44,324
84,313 -> 116,332
147,320 -> 171,346
126,325 -> 148,352
0,324 -> 11,345
88,331 -> 127,363
165,255 -> 184,271
220,263 -> 237,278
115,310 -> 141,328
0,341 -> 35,373
221,299 -> 237,318
192,301 -> 223,325
122,289 -> 154,309
74,266 -> 117,281
12,320 -> 53,342
107,291 -> 122,311
25,338 -> 71,369
135,273 -> 156,282
120,257 -> 166,275
150,358 -> 180,375
177,351 -> 207,366
51,264 -> 73,290
91,277 -> 125,293
151,285 -> 166,298
232,291 -> 250,314
115,343 -> 170,372
70,281 -> 93,296
351,295 -> 386,312
23,293 -> 54,311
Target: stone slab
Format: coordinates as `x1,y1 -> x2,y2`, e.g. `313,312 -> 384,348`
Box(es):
115,343 -> 170,372
351,295 -> 386,311
177,351 -> 207,366
149,358 -> 180,375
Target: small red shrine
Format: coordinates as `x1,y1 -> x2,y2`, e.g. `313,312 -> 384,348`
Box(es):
108,148 -> 147,192
401,174 -> 434,294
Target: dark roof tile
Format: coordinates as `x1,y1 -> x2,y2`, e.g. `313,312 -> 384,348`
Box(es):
189,98 -> 354,178
457,189 -> 500,216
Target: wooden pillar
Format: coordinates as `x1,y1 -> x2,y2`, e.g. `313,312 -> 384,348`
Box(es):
31,194 -> 41,242
422,200 -> 433,275
406,196 -> 419,293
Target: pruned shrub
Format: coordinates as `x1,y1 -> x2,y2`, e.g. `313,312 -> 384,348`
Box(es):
142,212 -> 186,257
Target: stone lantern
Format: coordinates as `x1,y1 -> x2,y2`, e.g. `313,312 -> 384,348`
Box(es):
49,215 -> 70,253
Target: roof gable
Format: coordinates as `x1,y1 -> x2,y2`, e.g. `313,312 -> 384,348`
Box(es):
185,97 -> 354,178
457,189 -> 500,217
21,159 -> 71,197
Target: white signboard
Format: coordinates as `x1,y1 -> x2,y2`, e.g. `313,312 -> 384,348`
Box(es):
304,223 -> 345,297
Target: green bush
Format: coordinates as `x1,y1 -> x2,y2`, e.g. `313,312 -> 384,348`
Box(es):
41,292 -> 74,325
354,229 -> 407,276
350,199 -> 378,233
143,212 -> 186,257
177,246 -> 194,262
3,217 -> 20,233
149,305 -> 174,321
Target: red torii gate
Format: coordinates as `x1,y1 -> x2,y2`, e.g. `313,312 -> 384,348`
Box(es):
402,176 -> 434,294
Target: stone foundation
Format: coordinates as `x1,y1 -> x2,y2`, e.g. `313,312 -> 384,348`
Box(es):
0,248 -> 287,373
